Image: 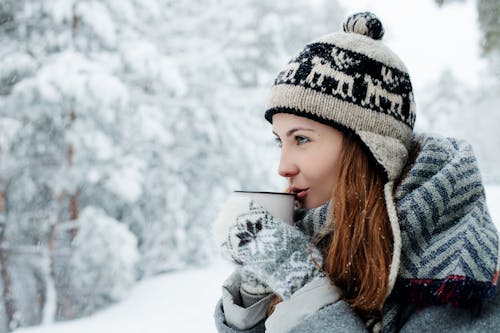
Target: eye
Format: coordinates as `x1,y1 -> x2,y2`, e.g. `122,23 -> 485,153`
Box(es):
295,135 -> 310,145
274,137 -> 282,148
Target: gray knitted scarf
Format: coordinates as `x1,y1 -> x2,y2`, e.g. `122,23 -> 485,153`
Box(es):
295,134 -> 499,332
383,135 -> 499,332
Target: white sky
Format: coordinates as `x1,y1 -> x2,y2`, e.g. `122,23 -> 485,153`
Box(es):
335,0 -> 484,93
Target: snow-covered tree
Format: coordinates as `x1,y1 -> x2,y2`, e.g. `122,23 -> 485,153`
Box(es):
55,206 -> 138,319
0,0 -> 346,329
477,0 -> 500,57
161,0 -> 344,267
0,0 -> 180,328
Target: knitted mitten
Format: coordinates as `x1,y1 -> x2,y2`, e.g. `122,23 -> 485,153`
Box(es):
240,268 -> 273,295
213,196 -> 325,299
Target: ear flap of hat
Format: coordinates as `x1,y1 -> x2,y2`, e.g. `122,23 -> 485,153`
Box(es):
357,131 -> 409,181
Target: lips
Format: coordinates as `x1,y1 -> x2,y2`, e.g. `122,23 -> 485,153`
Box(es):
290,186 -> 310,198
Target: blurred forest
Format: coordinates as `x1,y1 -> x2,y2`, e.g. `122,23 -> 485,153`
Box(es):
0,0 -> 498,331
420,0 -> 500,184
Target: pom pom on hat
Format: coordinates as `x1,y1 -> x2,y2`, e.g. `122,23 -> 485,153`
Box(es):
343,12 -> 385,40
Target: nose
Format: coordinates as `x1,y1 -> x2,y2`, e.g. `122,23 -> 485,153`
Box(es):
278,150 -> 299,178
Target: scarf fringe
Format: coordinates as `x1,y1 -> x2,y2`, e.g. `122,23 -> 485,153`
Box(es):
393,275 -> 497,309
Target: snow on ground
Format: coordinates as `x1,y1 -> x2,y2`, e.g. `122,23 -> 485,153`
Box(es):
13,186 -> 500,333
14,261 -> 234,333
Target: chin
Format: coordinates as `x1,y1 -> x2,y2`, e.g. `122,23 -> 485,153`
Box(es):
302,201 -> 318,209
303,198 -> 328,209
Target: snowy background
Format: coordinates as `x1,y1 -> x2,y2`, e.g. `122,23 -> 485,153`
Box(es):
0,0 -> 498,332
11,187 -> 500,333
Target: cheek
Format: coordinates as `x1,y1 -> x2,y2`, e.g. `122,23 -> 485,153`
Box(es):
315,144 -> 341,177
306,149 -> 340,194
316,159 -> 338,189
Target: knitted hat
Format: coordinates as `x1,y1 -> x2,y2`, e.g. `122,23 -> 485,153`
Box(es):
265,12 -> 416,181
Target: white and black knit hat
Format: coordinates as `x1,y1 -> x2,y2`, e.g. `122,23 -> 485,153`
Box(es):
265,12 -> 416,181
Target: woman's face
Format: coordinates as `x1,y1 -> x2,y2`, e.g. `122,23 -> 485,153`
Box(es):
272,113 -> 344,208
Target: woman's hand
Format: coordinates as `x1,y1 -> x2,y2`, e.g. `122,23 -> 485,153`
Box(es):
213,196 -> 325,299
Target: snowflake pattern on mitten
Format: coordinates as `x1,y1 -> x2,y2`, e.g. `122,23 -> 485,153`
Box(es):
221,199 -> 326,299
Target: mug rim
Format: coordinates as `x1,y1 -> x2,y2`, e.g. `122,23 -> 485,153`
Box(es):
234,190 -> 294,197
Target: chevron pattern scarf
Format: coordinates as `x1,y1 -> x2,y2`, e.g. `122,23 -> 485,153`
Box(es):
381,135 -> 499,332
293,134 -> 498,332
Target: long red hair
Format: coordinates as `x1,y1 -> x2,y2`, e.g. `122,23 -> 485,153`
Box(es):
324,133 -> 393,316
268,133 -> 393,318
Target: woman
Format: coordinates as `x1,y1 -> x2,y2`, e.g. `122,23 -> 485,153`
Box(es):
213,12 -> 500,333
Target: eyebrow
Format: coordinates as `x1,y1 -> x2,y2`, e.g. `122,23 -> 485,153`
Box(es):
272,127 -> 316,137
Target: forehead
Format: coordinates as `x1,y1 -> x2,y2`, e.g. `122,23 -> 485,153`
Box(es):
272,113 -> 320,129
